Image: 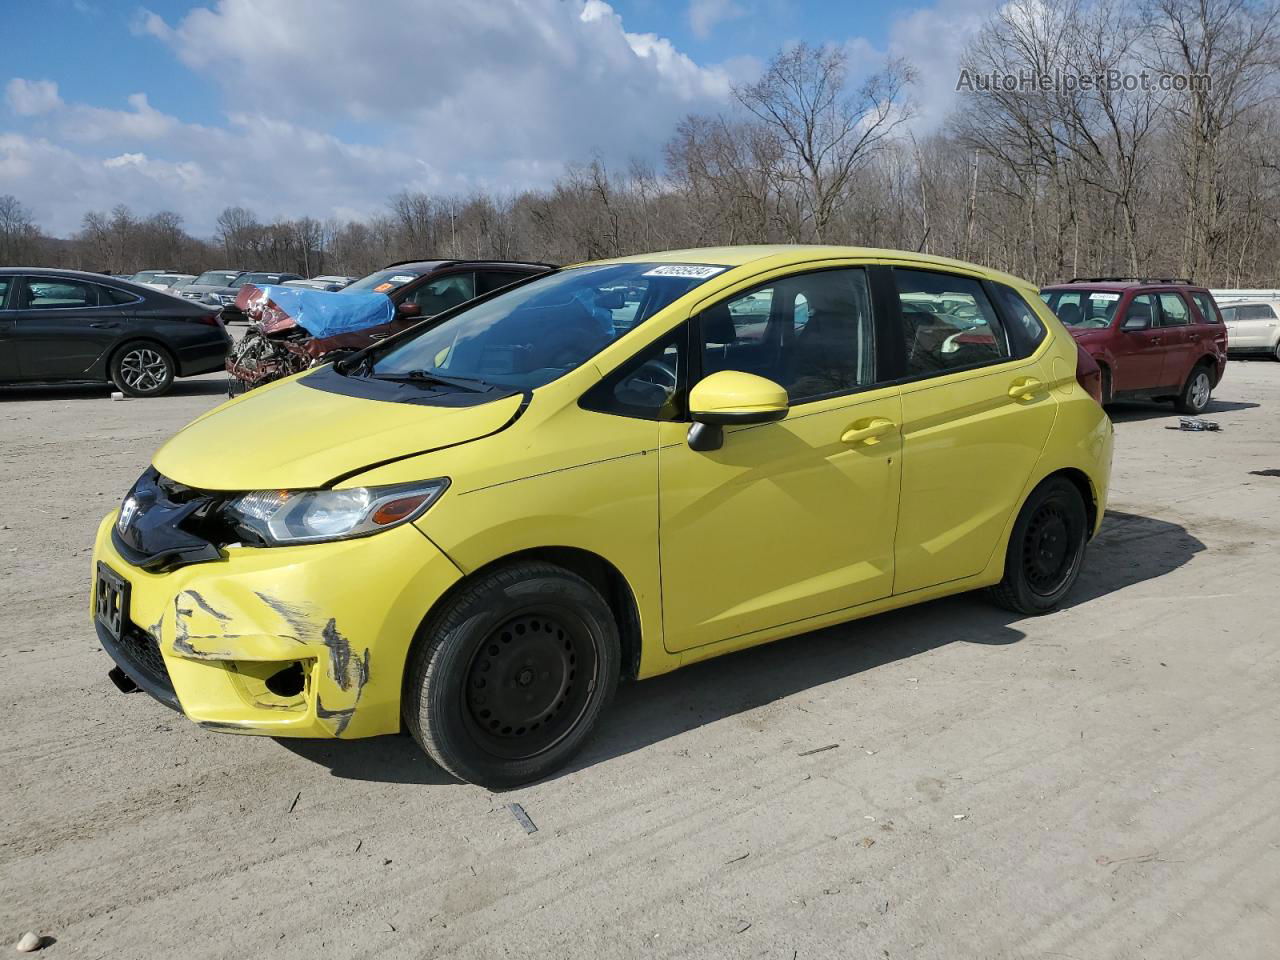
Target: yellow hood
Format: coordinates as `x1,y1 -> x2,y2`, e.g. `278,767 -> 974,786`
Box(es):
153,376 -> 524,491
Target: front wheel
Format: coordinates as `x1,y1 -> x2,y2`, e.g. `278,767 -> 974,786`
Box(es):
111,343 -> 175,397
403,561 -> 620,788
1175,364 -> 1213,414
989,477 -> 1088,616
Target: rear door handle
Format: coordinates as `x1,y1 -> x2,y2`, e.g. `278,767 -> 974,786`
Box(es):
89,321 -> 121,329
1007,377 -> 1043,401
1150,336 -> 1163,344
841,417 -> 896,446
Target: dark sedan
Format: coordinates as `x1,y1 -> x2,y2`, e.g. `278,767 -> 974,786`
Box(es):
0,268 -> 231,397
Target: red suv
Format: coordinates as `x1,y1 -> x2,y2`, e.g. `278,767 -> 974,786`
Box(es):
1040,278 -> 1228,413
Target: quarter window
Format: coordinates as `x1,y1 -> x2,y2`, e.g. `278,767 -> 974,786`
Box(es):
697,268 -> 876,404
1158,293 -> 1190,326
991,283 -> 1047,354
893,269 -> 1008,374
103,286 -> 141,306
580,327 -> 685,421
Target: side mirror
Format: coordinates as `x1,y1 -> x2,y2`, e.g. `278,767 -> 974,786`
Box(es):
687,371 -> 789,451
396,302 -> 422,319
1121,313 -> 1149,331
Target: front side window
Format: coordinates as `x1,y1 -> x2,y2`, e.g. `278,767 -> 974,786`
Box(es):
894,269 -> 1008,374
1158,293 -> 1190,326
698,268 -> 875,404
407,273 -> 476,314
370,262 -> 725,390
21,278 -> 96,309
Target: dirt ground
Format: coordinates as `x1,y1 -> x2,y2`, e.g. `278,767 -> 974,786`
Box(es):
1,360 -> 1277,960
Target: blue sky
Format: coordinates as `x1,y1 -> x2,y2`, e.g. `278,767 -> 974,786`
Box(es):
1,0 -> 997,236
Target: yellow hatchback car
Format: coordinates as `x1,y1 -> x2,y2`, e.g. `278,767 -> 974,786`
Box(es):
92,246 -> 1112,786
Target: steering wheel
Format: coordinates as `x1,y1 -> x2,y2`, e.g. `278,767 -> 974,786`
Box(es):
631,357 -> 677,393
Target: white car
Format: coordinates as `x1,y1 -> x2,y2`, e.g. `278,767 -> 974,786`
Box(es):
139,273 -> 196,291
1219,300 -> 1280,360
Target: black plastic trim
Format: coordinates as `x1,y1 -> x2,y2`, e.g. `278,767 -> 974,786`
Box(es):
96,618 -> 180,711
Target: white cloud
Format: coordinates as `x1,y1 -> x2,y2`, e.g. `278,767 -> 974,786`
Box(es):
6,78 -> 62,116
688,0 -> 746,39
887,0 -> 1000,130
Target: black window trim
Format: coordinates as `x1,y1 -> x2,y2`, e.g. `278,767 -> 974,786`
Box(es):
875,264 -> 1019,387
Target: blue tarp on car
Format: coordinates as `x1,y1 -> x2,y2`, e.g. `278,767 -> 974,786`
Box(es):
255,284 -> 394,338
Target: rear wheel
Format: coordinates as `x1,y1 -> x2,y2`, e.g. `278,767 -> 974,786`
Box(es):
989,477 -> 1088,616
403,561 -> 620,788
1175,364 -> 1213,414
1273,340 -> 1280,362
111,343 -> 174,397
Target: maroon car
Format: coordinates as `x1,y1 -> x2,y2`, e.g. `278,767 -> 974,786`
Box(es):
1040,278 -> 1228,413
226,259 -> 553,389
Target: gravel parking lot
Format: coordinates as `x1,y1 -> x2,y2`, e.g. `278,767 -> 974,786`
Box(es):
1,362 -> 1277,959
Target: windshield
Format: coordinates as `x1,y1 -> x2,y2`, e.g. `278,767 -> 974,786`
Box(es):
195,271 -> 241,287
341,268 -> 425,295
369,262 -> 727,389
234,273 -> 282,287
1040,288 -> 1119,329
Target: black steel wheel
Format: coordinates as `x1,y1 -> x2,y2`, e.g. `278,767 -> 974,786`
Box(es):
990,476 -> 1088,615
403,560 -> 620,788
111,343 -> 175,397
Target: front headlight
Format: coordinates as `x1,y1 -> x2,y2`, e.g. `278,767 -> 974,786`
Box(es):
223,479 -> 448,546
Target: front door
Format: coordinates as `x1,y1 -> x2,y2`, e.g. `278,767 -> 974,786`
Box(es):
11,276 -> 122,379
659,266 -> 901,652
1110,293 -> 1169,392
887,267 -> 1058,595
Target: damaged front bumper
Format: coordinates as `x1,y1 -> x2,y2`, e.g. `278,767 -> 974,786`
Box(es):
91,511 -> 462,738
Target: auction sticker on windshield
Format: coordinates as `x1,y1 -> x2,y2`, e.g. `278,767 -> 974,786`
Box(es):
1090,292 -> 1120,302
644,264 -> 726,279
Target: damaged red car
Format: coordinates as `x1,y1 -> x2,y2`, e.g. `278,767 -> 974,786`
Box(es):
226,259 -> 553,390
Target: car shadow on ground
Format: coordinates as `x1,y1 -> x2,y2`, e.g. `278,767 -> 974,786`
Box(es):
1106,398 -> 1259,422
0,377 -> 230,401
281,509 -> 1205,786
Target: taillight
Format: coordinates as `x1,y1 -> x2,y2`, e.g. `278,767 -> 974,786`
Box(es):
1075,341 -> 1103,404
190,311 -> 220,327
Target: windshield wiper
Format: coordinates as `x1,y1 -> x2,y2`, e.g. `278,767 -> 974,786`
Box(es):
372,369 -> 492,393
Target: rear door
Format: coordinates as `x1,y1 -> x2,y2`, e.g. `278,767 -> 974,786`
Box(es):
1155,291 -> 1194,387
10,276 -> 126,379
887,265 -> 1058,595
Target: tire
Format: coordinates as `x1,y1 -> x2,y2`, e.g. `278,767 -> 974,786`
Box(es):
989,476 -> 1089,616
1099,365 -> 1113,406
111,342 -> 175,397
1273,340 -> 1280,362
1175,363 -> 1213,414
403,561 -> 621,788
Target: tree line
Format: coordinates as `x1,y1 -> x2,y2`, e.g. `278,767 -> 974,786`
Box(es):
4,0 -> 1278,287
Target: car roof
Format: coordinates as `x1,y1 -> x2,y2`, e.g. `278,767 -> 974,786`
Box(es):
589,245 -> 1033,289
1042,278 -> 1208,292
380,259 -> 554,272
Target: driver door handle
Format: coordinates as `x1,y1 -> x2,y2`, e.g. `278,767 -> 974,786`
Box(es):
841,417 -> 896,446
89,321 -> 121,329
1007,377 -> 1043,401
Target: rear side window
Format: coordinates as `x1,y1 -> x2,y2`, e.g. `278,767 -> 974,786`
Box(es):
990,283 -> 1046,355
22,278 -> 97,309
1190,292 -> 1221,324
1241,304 -> 1276,320
1158,293 -> 1190,326
893,269 -> 1009,375
103,286 -> 142,306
